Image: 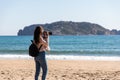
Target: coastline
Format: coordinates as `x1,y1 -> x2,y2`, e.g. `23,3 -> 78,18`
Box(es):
0,59 -> 120,80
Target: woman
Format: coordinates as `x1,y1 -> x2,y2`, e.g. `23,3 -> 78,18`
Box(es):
33,26 -> 50,80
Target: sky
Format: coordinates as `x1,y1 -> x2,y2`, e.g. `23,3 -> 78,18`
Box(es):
0,0 -> 120,35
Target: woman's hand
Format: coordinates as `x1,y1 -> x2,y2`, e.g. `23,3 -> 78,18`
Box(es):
40,36 -> 48,47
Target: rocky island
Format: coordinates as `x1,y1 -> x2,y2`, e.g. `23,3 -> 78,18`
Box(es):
17,21 -> 120,35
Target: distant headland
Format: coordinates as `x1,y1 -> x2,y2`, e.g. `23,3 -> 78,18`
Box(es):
17,21 -> 120,36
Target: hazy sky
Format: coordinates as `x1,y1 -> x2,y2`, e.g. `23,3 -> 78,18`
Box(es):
0,0 -> 120,35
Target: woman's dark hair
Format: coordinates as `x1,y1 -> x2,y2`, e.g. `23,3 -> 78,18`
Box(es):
34,26 -> 43,44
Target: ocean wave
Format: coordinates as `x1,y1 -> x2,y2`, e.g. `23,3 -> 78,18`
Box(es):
0,50 -> 28,54
0,54 -> 120,61
47,55 -> 120,61
0,50 -> 120,56
49,51 -> 120,56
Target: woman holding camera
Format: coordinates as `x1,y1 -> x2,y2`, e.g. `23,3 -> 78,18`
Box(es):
34,26 -> 50,80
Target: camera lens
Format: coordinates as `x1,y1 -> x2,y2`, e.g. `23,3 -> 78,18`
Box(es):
49,32 -> 52,35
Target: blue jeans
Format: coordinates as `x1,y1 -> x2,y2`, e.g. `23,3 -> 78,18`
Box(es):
34,51 -> 47,80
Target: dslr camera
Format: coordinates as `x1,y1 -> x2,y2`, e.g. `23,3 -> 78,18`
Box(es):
43,31 -> 52,35
43,31 -> 52,38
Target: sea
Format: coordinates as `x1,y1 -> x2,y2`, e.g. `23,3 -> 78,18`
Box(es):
0,35 -> 120,61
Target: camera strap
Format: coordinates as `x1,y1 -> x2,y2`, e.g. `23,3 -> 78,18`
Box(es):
39,44 -> 43,50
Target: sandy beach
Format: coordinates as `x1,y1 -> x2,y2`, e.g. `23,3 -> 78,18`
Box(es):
0,59 -> 120,80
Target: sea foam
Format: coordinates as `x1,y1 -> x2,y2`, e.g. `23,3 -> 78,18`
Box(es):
0,54 -> 120,61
